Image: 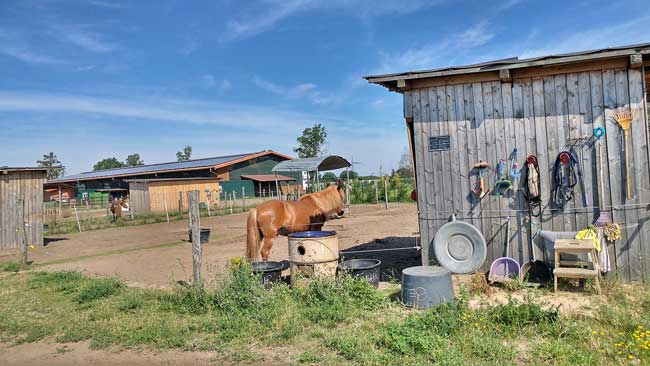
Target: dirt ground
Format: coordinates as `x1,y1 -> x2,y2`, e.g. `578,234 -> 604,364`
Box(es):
0,203 -> 421,288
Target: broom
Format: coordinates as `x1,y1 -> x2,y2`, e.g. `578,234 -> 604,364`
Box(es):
612,109 -> 633,200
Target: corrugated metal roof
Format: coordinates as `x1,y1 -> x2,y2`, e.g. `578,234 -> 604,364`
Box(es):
364,42 -> 650,84
272,155 -> 351,172
48,151 -> 288,183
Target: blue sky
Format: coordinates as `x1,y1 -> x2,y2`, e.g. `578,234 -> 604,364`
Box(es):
1,0 -> 649,175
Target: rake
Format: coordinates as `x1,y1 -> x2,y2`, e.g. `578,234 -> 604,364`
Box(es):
612,109 -> 633,200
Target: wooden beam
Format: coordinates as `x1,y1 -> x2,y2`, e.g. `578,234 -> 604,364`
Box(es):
396,79 -> 407,89
409,71 -> 500,89
499,69 -> 512,82
630,53 -> 643,68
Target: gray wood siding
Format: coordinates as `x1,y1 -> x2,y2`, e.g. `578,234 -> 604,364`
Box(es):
408,67 -> 650,282
0,170 -> 46,250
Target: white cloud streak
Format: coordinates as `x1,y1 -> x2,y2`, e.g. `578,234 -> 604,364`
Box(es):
58,27 -> 116,53
221,0 -> 442,42
251,76 -> 337,105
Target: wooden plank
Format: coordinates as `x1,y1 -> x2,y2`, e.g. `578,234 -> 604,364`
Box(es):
427,87 -> 443,254
566,73 -> 588,232
543,76 -> 563,232
463,83 -> 479,228
446,85 -> 462,218
501,82 -> 520,260
628,68 -> 650,283
510,81 -> 531,263
554,74 -> 576,232
482,81 -> 500,264
403,90 -> 413,119
492,81 -> 508,258
412,89 -> 429,265
602,68 -> 629,281
532,78 -> 551,232
437,86 -> 453,219
615,69 -> 641,282
187,190 -> 202,283
454,84 -> 471,220
472,82 -> 489,269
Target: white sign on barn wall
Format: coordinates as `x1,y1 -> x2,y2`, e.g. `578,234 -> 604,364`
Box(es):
302,171 -> 308,190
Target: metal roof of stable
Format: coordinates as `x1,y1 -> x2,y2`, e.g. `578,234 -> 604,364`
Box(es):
1,166 -> 50,172
48,150 -> 293,183
241,174 -> 296,182
272,155 -> 351,172
364,42 -> 650,87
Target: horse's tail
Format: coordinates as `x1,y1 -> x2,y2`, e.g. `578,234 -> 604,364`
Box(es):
246,208 -> 261,261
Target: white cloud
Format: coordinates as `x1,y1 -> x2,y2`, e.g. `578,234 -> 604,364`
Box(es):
519,15 -> 650,58
457,21 -> 494,48
251,76 -> 339,105
53,25 -> 116,54
0,43 -> 70,65
221,0 -> 442,42
220,79 -> 232,91
87,0 -> 128,9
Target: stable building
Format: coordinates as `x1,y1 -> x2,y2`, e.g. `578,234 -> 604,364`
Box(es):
366,43 -> 650,282
45,150 -> 297,203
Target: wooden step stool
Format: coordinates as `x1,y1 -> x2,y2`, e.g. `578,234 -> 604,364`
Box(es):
553,239 -> 600,294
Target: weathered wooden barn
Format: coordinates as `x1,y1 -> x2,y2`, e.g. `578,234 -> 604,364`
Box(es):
0,167 -> 47,250
366,43 -> 650,282
127,177 -> 221,214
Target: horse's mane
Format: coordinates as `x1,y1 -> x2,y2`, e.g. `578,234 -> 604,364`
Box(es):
300,185 -> 341,214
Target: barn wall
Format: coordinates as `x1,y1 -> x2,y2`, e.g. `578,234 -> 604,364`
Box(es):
0,170 -> 46,250
147,180 -> 220,212
406,67 -> 650,282
128,182 -> 150,214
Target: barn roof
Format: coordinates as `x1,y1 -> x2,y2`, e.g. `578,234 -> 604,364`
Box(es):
241,174 -> 296,182
365,42 -> 650,90
272,155 -> 351,172
48,150 -> 292,183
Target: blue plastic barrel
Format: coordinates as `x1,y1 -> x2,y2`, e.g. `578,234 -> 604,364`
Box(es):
401,266 -> 454,309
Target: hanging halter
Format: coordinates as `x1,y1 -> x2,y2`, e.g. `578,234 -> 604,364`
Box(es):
522,155 -> 541,216
551,150 -> 579,209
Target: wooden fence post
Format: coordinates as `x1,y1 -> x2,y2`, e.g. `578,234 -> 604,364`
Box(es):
229,193 -> 233,214
73,204 -> 82,232
242,187 -> 246,210
178,191 -> 183,219
384,178 -> 388,209
163,193 -> 170,223
187,190 -> 202,284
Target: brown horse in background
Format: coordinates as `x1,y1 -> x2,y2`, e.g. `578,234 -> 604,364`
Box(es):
109,199 -> 129,221
246,182 -> 346,261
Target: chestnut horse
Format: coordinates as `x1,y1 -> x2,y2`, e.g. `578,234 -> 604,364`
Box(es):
246,182 -> 345,261
109,199 -> 129,221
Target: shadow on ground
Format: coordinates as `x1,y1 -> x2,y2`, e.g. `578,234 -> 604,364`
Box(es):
43,237 -> 68,246
340,236 -> 420,282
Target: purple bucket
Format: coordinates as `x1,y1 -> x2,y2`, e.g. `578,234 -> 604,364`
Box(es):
488,257 -> 521,283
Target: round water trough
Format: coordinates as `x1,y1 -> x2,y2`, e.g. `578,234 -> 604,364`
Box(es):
251,261 -> 284,286
401,266 -> 454,309
433,220 -> 486,274
338,259 -> 381,288
188,228 -> 211,245
288,231 -> 339,278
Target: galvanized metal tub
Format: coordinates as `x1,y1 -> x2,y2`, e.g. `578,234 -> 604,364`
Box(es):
401,266 -> 454,309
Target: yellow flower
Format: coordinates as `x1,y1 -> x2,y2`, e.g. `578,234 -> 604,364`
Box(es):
628,355 -> 635,360
593,331 -> 598,335
600,332 -> 605,336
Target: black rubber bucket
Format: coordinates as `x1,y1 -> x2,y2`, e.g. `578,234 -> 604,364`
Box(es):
338,259 -> 381,288
188,228 -> 211,244
252,261 -> 284,287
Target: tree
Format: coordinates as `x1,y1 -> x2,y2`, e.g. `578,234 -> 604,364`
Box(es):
37,152 -> 65,180
321,172 -> 338,182
339,170 -> 358,180
93,157 -> 125,171
396,147 -> 414,178
293,123 -> 327,158
124,153 -> 144,167
176,145 -> 192,162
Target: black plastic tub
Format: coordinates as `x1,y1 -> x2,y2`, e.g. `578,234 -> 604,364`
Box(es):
188,228 -> 211,244
252,261 -> 284,287
337,259 -> 381,288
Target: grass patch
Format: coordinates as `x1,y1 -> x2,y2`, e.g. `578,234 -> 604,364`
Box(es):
1,268 -> 650,365
0,262 -> 31,273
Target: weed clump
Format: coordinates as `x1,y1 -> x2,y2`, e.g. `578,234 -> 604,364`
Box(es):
74,278 -> 124,304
